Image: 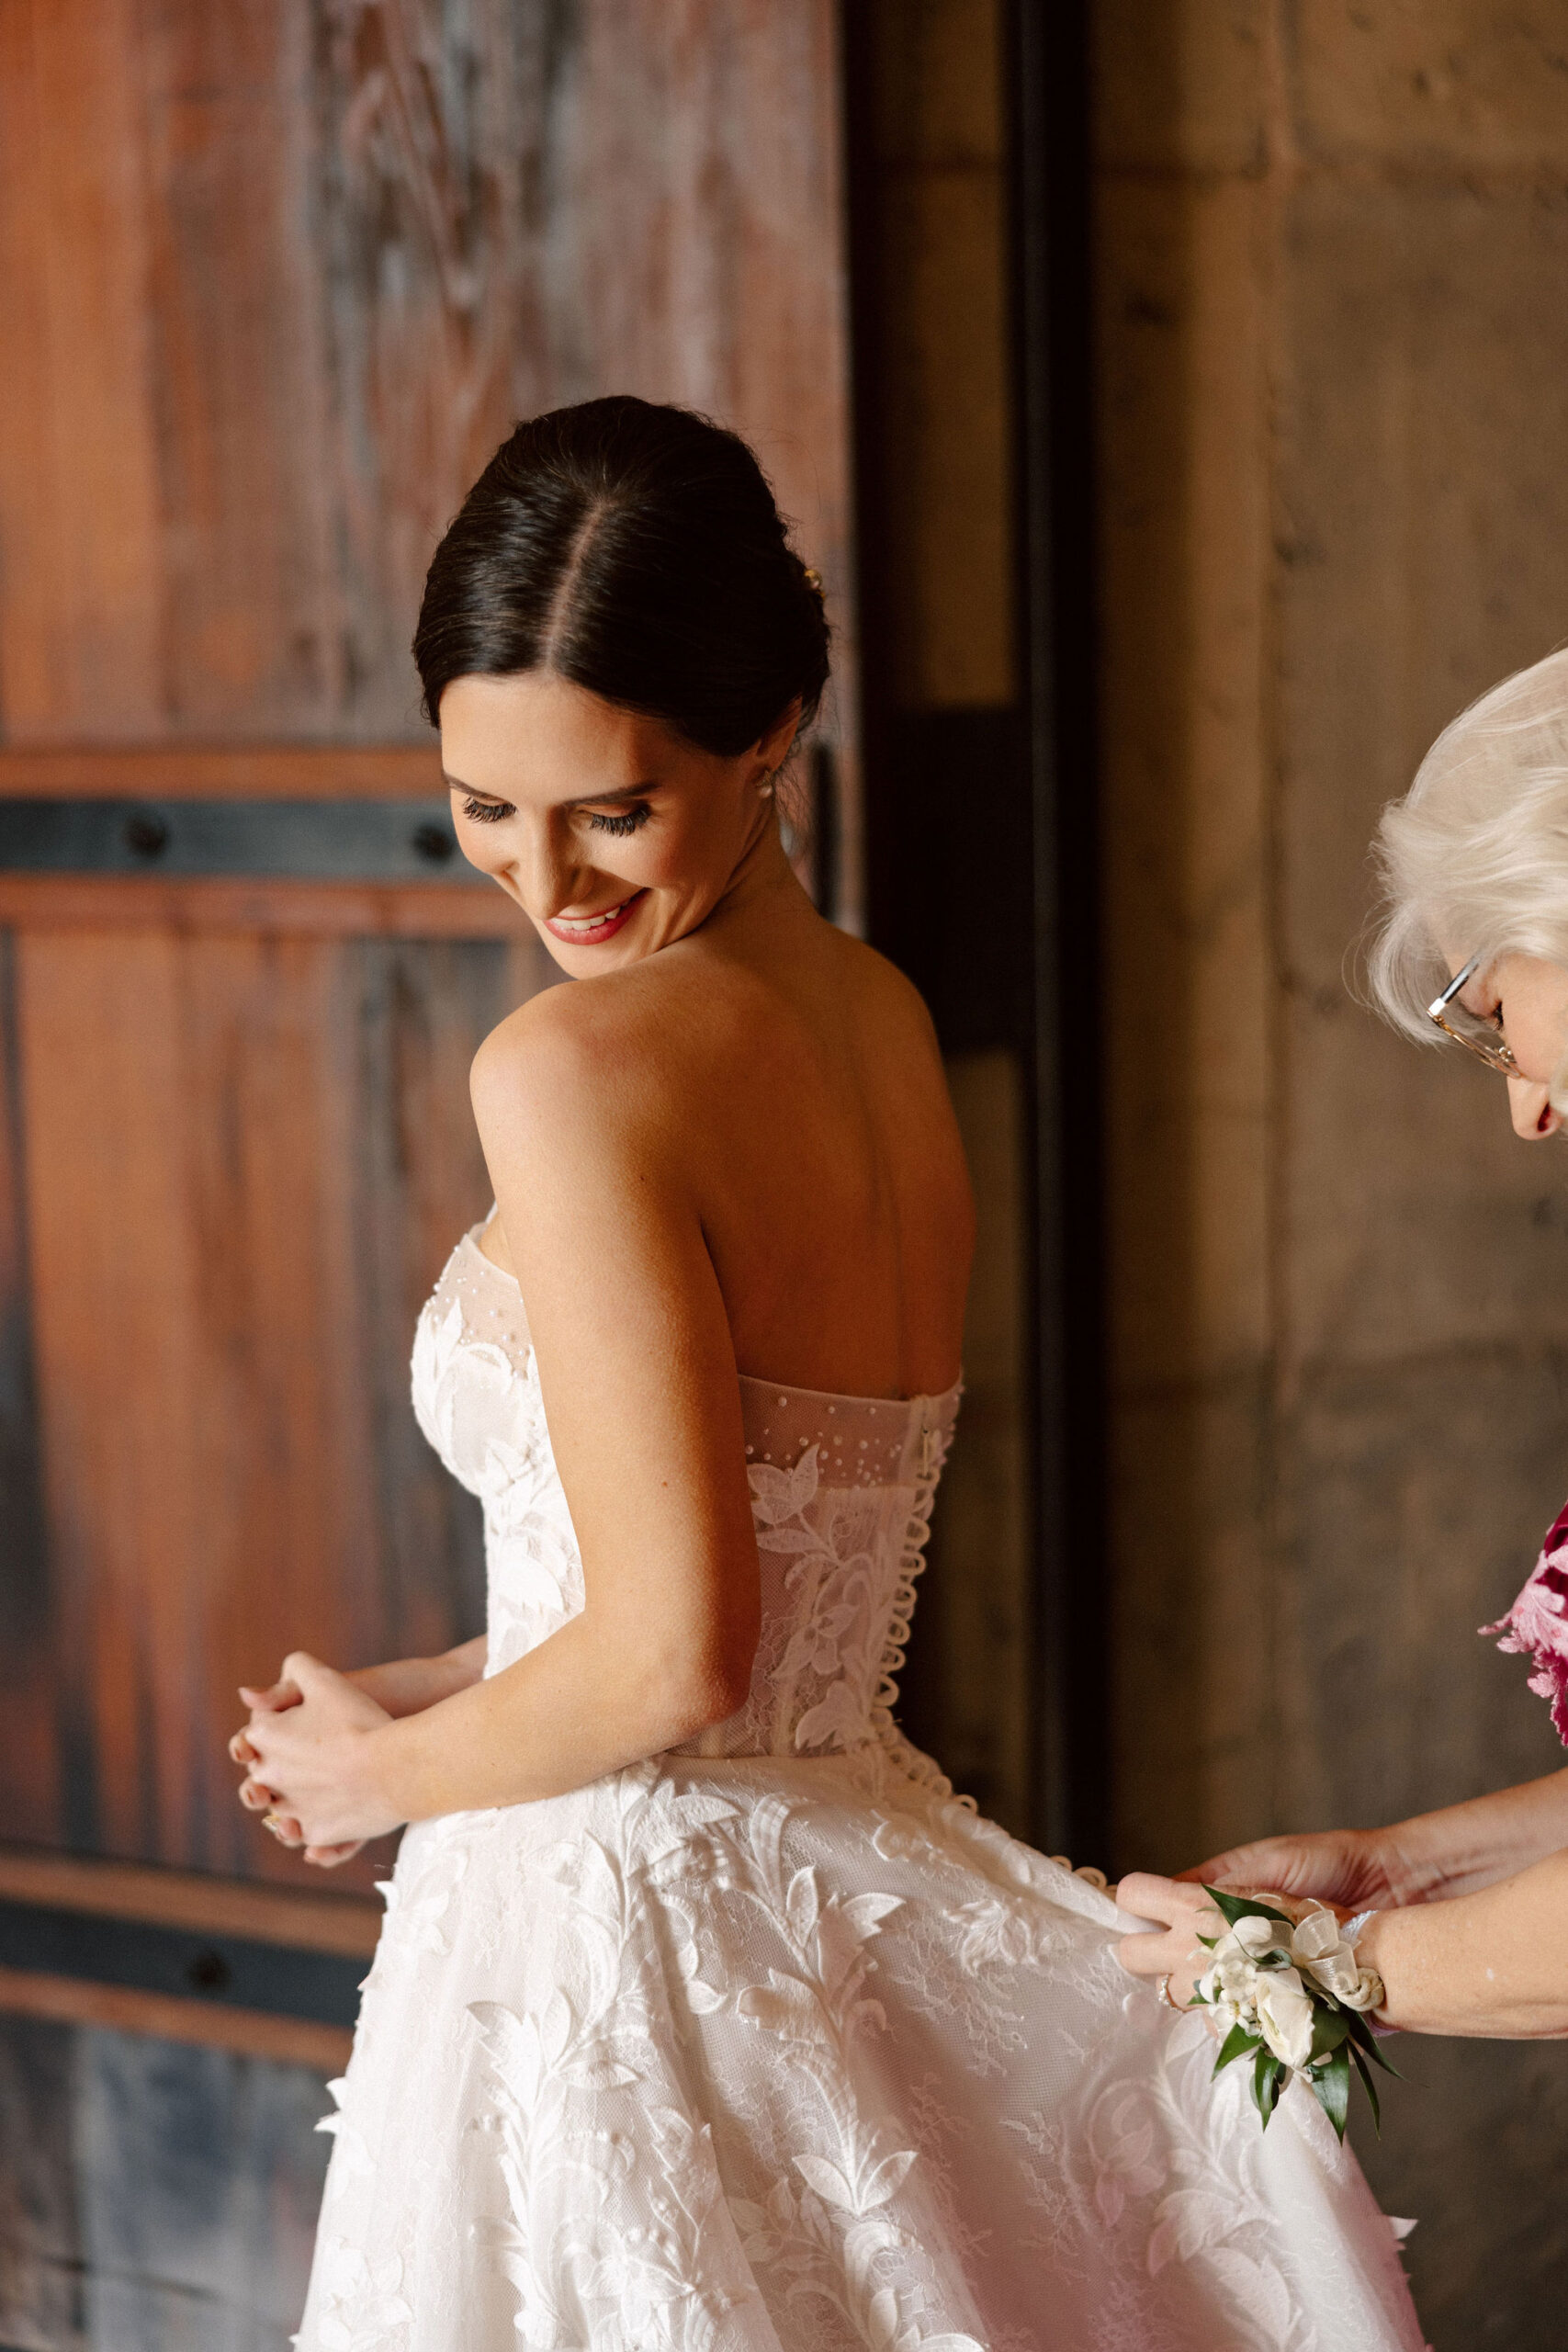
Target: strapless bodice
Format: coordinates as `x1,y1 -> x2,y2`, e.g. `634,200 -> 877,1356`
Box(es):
410,1222 -> 961,1761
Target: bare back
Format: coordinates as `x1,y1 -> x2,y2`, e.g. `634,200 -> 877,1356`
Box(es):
479,887 -> 972,1404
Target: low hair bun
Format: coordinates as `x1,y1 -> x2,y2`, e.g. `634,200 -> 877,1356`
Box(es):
413,396 -> 831,759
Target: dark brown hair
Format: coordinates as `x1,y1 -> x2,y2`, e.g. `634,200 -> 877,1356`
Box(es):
413,397 -> 830,758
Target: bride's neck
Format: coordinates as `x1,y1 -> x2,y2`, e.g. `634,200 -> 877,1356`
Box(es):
705,812 -> 816,940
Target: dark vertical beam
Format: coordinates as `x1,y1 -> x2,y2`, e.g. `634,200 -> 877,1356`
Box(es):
1007,0 -> 1109,1862
836,1 -> 897,954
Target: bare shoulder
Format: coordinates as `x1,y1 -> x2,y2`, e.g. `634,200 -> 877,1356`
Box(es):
827,925 -> 943,1053
468,962 -> 706,1158
470,920 -> 952,1168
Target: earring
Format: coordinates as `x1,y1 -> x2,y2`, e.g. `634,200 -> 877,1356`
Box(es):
759,775 -> 775,799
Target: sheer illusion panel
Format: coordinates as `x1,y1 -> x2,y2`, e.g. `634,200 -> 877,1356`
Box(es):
410,1227 -> 961,1766
682,1380 -> 961,1763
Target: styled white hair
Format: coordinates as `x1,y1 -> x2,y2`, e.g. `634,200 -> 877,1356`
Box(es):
1369,644 -> 1568,1104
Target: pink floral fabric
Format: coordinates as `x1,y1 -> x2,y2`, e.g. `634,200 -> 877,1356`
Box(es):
1482,1498 -> 1568,1742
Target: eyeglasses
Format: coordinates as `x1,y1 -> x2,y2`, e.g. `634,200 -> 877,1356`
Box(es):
1427,956 -> 1521,1077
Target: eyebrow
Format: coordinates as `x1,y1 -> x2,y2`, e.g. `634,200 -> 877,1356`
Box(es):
443,775 -> 657,808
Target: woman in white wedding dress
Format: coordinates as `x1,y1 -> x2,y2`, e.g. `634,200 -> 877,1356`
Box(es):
230,399 -> 1424,2351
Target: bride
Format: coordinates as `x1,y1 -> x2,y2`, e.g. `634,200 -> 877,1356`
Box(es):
231,398 -> 1423,2350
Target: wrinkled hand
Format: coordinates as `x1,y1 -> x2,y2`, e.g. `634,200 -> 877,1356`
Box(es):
230,1653 -> 399,1864
1177,1828 -> 1399,1911
1114,1873 -> 1227,2010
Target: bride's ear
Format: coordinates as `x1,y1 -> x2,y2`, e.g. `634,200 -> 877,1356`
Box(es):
753,697 -> 803,779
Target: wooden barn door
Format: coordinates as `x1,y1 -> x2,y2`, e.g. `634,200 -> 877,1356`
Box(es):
0,0 -> 852,1917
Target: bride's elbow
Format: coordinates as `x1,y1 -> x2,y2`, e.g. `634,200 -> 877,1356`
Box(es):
648,1618 -> 758,1744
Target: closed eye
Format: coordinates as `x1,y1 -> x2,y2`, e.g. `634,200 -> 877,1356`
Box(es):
460,796 -> 513,824
586,804 -> 651,837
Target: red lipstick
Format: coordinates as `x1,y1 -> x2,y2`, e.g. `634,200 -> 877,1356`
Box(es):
543,888 -> 648,947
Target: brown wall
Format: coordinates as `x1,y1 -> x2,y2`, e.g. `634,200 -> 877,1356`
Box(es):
1096,5 -> 1568,2335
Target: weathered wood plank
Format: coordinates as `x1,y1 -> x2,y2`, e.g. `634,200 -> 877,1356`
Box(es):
0,0 -> 164,740
0,933 -> 55,1850
0,1973 -> 352,2072
4,927 -> 536,1885
0,2017 -> 332,2349
0,876 -> 526,938
0,1847 -> 379,1958
0,2015 -> 84,2350
0,2 -> 853,763
0,747 -> 444,800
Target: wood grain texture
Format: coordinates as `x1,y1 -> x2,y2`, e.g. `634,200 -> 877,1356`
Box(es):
0,746 -> 445,799
0,0 -> 164,738
0,1845 -> 380,1957
0,0 -> 855,766
0,2015 -> 331,2348
0,875 -> 528,938
0,1 -> 853,1914
2,925 -> 544,1886
0,1972 -> 352,2071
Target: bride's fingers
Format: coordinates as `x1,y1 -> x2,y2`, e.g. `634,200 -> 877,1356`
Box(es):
1116,1928 -> 1180,1977
263,1810 -> 304,1846
239,1679 -> 303,1713
229,1731 -> 259,1766
1112,1872 -> 1219,1983
304,1840 -> 364,1868
1114,1871 -> 1187,1927
239,1776 -> 277,1811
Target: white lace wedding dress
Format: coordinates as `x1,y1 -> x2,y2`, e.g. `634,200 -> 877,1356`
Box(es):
295,1223 -> 1425,2352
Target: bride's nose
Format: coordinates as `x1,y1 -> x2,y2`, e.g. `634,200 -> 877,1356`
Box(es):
513,816 -> 586,916
1506,1073 -> 1560,1139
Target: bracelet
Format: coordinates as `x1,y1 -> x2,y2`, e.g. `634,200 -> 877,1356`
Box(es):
1342,1910 -> 1392,2025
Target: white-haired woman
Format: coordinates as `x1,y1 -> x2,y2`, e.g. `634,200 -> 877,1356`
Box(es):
1117,645 -> 1568,2036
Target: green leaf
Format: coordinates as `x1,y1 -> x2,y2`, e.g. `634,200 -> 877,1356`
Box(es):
1204,1885 -> 1296,1930
1349,2041 -> 1382,2135
1212,2023 -> 1258,2078
1312,2045 -> 1351,2143
1309,2005 -> 1350,2062
1251,2046 -> 1284,2128
1343,2009 -> 1403,2077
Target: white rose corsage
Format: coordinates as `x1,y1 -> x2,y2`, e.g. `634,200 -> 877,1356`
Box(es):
1190,1888 -> 1398,2139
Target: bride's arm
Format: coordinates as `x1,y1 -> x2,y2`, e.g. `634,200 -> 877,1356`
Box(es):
241,993 -> 761,1842
237,1638 -> 489,1730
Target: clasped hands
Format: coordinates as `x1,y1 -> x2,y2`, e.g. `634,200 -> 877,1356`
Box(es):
229,1652 -> 403,1868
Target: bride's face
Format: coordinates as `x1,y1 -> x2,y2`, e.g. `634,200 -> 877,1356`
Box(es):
1450,949 -> 1568,1139
439,671 -> 793,974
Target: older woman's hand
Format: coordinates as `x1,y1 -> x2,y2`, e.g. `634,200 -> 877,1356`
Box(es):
1176,1827 -> 1410,1911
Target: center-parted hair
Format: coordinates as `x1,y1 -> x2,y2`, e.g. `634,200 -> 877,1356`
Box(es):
413,397 -> 830,758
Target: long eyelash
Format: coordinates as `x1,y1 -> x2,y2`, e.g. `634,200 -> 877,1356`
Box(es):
587,805 -> 651,837
462,797 -> 512,824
